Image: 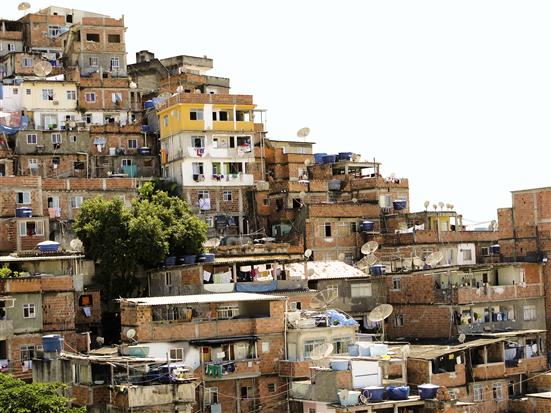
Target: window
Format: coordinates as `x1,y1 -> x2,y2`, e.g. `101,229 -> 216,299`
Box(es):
192,162 -> 204,177
22,58 -> 33,67
7,43 -> 16,52
241,386 -> 253,400
190,109 -> 203,120
52,156 -> 60,166
394,314 -> 404,327
304,339 -> 326,359
473,384 -> 484,402
66,90 -> 76,100
16,192 -> 31,204
333,337 -> 353,354
481,247 -> 490,256
223,190 -> 232,201
110,57 -> 120,69
51,133 -> 62,144
351,283 -> 372,298
350,222 -> 357,233
28,159 -> 38,169
74,161 -> 85,171
85,92 -> 96,103
492,383 -> 503,401
69,135 -> 77,143
462,249 -> 472,261
204,387 -> 219,406
42,89 -> 54,101
20,345 -> 39,361
165,272 -> 172,286
169,348 -> 184,360
289,301 -> 301,311
111,92 -> 122,104
163,115 -> 168,127
26,134 -> 37,144
392,277 -> 401,290
191,136 -> 204,148
47,196 -> 59,208
107,34 -> 121,43
379,194 -> 392,208
217,305 -> 239,319
324,222 -> 332,237
26,88 -> 31,95
337,221 -> 351,237
205,216 -> 214,227
71,196 -> 84,209
86,33 -> 100,42
128,139 -> 137,149
78,294 -> 92,306
308,409 -> 316,413
23,303 -> 36,319
121,159 -> 132,167
236,111 -> 251,122
48,25 -> 61,38
89,57 -> 99,66
19,221 -> 44,237
262,342 -> 270,353
12,88 -> 18,95
267,383 -> 276,392
523,305 -> 537,321
263,198 -> 269,206
326,284 -> 338,297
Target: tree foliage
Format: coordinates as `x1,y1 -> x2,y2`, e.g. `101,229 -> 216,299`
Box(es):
0,373 -> 85,413
73,182 -> 207,301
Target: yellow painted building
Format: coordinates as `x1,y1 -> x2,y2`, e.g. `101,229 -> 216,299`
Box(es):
21,80 -> 78,111
159,102 -> 255,138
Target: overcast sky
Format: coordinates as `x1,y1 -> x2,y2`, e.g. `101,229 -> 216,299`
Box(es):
4,1 -> 550,225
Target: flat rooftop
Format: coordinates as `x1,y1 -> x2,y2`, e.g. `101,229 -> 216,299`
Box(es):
120,292 -> 286,306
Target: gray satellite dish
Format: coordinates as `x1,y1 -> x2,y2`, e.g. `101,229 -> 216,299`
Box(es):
34,61 -> 53,77
425,251 -> 444,267
458,333 -> 466,344
70,238 -> 83,252
310,289 -> 338,310
176,85 -> 184,93
129,81 -> 137,89
402,258 -> 413,271
338,253 -> 345,261
18,2 -> 31,10
361,241 -> 379,255
96,336 -> 105,345
304,249 -> 312,259
368,304 -> 394,341
202,238 -> 221,249
412,257 -> 424,268
126,328 -> 136,340
357,254 -> 378,271
297,127 -> 310,138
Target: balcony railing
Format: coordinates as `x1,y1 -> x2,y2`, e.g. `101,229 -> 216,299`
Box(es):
202,359 -> 260,381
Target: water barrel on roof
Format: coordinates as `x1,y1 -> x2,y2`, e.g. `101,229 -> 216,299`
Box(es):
42,334 -> 63,353
314,153 -> 327,164
393,199 -> 407,210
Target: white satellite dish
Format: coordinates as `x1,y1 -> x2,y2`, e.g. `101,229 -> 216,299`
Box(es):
352,198 -> 358,204
438,202 -> 445,210
202,238 -> 221,249
338,253 -> 345,261
458,333 -> 466,344
361,241 -> 379,255
297,127 -> 310,138
126,328 -> 136,340
402,258 -> 413,271
33,61 -> 53,77
425,251 -> 444,267
368,304 -> 394,341
18,2 -> 31,11
304,249 -> 313,259
129,81 -> 137,89
424,200 -> 430,210
68,120 -> 77,128
412,256 -> 424,268
304,158 -> 312,166
96,336 -> 105,345
310,342 -> 334,367
310,288 -> 338,310
176,85 -> 184,93
357,254 -> 378,271
69,238 -> 83,252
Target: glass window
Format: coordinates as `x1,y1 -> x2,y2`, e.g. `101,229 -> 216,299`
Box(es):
351,283 -> 372,298
492,383 -> 503,401
66,90 -> 76,100
190,109 -> 204,121
128,139 -> 137,149
392,277 -> 401,290
304,339 -> 326,359
474,384 -> 484,402
71,196 -> 84,209
85,93 -> 96,103
523,305 -> 537,321
169,348 -> 184,360
223,190 -> 232,201
333,337 -> 353,354
110,57 -> 120,68
23,303 -> 36,319
16,192 -> 31,204
42,89 -> 54,101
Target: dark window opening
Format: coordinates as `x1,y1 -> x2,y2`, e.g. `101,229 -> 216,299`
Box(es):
86,33 -> 100,42
74,161 -> 85,170
219,111 -> 228,121
324,223 -> 332,237
107,34 -> 121,43
66,14 -> 73,23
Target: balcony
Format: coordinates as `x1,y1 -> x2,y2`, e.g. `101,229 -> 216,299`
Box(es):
472,362 -> 506,380
111,383 -> 195,408
187,173 -> 254,187
202,359 -> 261,381
450,283 -> 543,305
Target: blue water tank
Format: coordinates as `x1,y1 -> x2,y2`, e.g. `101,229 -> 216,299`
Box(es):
393,199 -> 407,210
179,255 -> 197,265
362,386 -> 385,402
164,256 -> 177,267
361,220 -> 374,232
140,125 -> 151,133
386,385 -> 410,400
15,207 -> 32,218
314,153 -> 327,164
137,147 -> 151,155
370,265 -> 385,276
197,253 -> 215,263
418,384 -> 440,400
328,180 -> 342,191
37,241 -> 60,253
42,334 -> 63,352
144,100 -> 155,109
322,155 -> 337,164
490,244 -> 500,254
338,152 -> 353,161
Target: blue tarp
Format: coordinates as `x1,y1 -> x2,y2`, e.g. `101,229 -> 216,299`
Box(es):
326,309 -> 359,326
235,281 -> 277,293
0,124 -> 19,135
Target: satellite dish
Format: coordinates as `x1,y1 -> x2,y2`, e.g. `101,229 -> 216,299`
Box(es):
412,257 -> 424,268
338,389 -> 350,403
126,328 -> 136,340
361,241 -> 379,255
18,2 -> 31,11
129,81 -> 137,89
297,127 -> 310,138
68,120 -> 77,128
202,237 -> 221,249
96,336 -> 105,345
360,393 -> 371,404
438,202 -> 445,210
193,89 -> 201,94
304,158 -> 312,166
69,238 -> 83,252
304,249 -> 312,259
357,254 -> 378,271
433,204 -> 438,211
338,253 -> 345,261
33,61 -> 53,77
309,343 -> 334,360
159,92 -> 171,100
176,85 -> 184,93
310,289 -> 338,310
424,200 -> 430,210
352,198 -> 358,204
402,258 -> 413,271
458,333 -> 466,344
368,304 -> 394,341
425,251 -> 444,267
489,220 -> 497,231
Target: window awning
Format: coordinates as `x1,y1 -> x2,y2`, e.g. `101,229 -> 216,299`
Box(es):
190,335 -> 258,346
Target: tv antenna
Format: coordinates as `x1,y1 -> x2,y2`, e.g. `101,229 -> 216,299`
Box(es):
33,61 -> 53,78
310,288 -> 338,310
361,241 -> 379,255
368,304 -> 394,341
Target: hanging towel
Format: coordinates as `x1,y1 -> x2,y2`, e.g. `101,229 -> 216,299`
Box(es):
82,307 -> 92,317
203,270 -> 212,282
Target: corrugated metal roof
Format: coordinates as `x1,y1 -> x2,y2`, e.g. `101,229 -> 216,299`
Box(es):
409,338 -> 505,360
0,254 -> 85,262
286,261 -> 369,280
120,292 -> 286,306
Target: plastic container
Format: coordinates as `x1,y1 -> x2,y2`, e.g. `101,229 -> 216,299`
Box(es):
42,334 -> 63,352
322,154 -> 337,164
144,100 -> 155,109
369,343 -> 388,356
358,343 -> 371,356
418,383 -> 440,400
338,152 -> 353,161
37,241 -> 60,253
137,147 -> 151,155
362,386 -> 385,402
15,207 -> 32,218
339,390 -> 361,406
179,255 -> 196,265
393,199 -> 407,210
361,220 -> 374,232
197,253 -> 215,263
348,344 -> 359,357
370,265 -> 386,276
127,346 -> 150,358
108,147 -> 116,156
386,385 -> 410,400
490,244 -> 500,254
330,360 -> 350,371
164,256 -> 177,267
314,153 -> 327,164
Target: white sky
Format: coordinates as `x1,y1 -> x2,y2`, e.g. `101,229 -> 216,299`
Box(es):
4,1 -> 550,224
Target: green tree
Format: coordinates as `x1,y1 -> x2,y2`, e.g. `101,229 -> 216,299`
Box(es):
0,373 -> 85,413
73,184 -> 207,301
